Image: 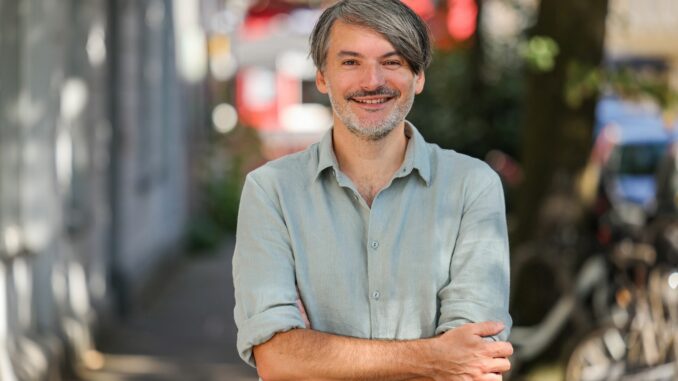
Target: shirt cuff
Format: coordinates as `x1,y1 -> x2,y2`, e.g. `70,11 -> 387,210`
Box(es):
435,301 -> 512,341
237,304 -> 306,367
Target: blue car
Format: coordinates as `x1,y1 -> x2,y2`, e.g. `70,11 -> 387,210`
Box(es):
595,95 -> 678,212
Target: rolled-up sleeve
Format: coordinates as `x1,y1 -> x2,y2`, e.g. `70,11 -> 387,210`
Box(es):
436,168 -> 512,341
233,173 -> 305,367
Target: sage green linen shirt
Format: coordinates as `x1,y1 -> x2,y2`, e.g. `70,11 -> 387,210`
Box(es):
233,122 -> 512,367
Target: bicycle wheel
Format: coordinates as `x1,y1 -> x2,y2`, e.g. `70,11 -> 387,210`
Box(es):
565,326 -> 627,381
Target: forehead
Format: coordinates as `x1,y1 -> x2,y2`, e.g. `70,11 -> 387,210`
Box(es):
326,20 -> 397,56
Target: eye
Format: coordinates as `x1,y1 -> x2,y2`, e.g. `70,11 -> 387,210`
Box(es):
384,60 -> 402,67
342,59 -> 358,66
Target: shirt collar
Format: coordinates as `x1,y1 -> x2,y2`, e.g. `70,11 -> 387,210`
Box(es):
314,121 -> 431,186
315,127 -> 338,179
401,121 -> 432,186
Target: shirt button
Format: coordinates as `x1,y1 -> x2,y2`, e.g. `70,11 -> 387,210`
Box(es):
370,241 -> 379,249
372,291 -> 380,300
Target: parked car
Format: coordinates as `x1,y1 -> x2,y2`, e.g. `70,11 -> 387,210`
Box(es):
594,95 -> 678,214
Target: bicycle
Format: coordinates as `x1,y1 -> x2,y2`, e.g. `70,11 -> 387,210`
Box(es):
565,236 -> 678,381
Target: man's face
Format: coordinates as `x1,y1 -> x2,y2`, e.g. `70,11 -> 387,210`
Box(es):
315,21 -> 425,141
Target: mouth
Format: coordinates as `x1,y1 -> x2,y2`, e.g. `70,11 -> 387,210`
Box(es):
351,97 -> 393,105
349,96 -> 395,110
345,87 -> 399,110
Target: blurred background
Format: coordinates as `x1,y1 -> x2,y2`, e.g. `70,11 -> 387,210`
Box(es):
1,0 -> 677,380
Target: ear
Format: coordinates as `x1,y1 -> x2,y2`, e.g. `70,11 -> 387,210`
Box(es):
315,69 -> 329,94
414,71 -> 425,94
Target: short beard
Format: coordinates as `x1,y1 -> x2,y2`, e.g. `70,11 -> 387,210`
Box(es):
327,83 -> 415,141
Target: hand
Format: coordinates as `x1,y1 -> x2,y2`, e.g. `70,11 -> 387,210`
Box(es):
427,322 -> 513,381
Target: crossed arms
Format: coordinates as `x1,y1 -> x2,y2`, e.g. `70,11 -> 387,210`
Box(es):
234,169 -> 513,381
254,321 -> 512,381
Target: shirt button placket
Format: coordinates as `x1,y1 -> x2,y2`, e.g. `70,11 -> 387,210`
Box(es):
366,200 -> 384,337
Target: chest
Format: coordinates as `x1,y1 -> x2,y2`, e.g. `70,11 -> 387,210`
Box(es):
283,177 -> 462,298
353,175 -> 392,207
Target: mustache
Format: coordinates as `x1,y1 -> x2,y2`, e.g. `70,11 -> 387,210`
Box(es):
345,86 -> 400,100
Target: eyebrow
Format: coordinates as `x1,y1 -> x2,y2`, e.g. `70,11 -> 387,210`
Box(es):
336,50 -> 401,59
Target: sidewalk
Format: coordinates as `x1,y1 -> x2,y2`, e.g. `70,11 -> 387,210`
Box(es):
76,238 -> 258,381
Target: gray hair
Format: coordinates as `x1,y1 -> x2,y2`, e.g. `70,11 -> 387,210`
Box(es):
309,0 -> 432,74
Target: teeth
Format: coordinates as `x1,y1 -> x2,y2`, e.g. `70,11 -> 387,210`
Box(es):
355,98 -> 388,104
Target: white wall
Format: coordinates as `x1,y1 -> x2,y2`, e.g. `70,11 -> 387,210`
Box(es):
0,0 -> 203,379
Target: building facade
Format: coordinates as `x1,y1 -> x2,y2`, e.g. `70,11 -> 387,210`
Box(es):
0,0 -> 206,379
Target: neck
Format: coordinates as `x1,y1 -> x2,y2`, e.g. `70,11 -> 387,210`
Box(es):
332,121 -> 408,193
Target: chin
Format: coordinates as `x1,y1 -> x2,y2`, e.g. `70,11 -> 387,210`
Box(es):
347,122 -> 399,141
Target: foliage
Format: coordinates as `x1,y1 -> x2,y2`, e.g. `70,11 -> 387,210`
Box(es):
521,37 -> 678,117
409,47 -> 524,161
521,35 -> 560,72
186,125 -> 263,253
566,62 -> 678,118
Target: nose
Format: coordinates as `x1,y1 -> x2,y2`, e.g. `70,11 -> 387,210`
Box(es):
361,63 -> 385,90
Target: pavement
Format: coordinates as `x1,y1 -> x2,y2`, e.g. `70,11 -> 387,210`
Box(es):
74,238 -> 259,381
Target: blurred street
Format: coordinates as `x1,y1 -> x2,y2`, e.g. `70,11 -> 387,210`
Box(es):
75,238 -> 257,381
2,0 -> 678,380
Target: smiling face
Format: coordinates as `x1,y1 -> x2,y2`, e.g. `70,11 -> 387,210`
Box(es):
315,21 -> 425,141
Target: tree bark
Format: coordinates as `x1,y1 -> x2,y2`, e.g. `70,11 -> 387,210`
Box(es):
516,0 -> 609,244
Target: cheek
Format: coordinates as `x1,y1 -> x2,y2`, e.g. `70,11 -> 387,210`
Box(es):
386,72 -> 421,92
328,84 -> 353,101
327,72 -> 361,91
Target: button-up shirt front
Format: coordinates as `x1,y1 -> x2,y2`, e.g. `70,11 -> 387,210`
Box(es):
233,122 -> 512,367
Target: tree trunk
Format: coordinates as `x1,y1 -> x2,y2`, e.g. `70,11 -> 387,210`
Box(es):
516,0 -> 609,244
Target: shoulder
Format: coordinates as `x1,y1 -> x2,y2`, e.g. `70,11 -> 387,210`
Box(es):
427,145 -> 505,214
428,144 -> 500,187
246,143 -> 319,194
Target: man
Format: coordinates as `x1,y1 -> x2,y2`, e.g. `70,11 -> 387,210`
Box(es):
233,1 -> 513,380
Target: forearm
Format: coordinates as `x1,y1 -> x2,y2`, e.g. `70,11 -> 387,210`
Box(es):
253,328 -> 434,381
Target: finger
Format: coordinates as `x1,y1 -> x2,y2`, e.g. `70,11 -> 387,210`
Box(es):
467,321 -> 505,337
481,358 -> 511,374
477,373 -> 503,381
482,341 -> 514,358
